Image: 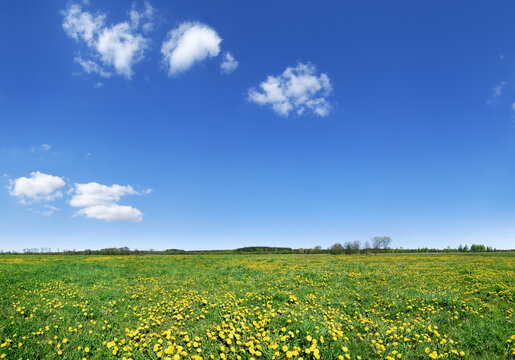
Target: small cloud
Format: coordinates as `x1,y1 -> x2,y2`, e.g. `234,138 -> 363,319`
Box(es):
41,144 -> 52,151
248,62 -> 333,117
220,52 -> 238,74
39,204 -> 61,216
74,56 -> 111,78
70,182 -> 144,222
487,81 -> 506,105
45,204 -> 60,211
161,22 -> 221,76
511,102 -> 515,111
8,171 -> 66,204
500,54 -> 505,60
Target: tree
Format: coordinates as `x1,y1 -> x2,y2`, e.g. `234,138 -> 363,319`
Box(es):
372,237 -> 381,252
381,237 -> 392,250
351,240 -> 361,254
313,245 -> 323,254
372,236 -> 392,252
329,243 -> 344,255
470,244 -> 486,252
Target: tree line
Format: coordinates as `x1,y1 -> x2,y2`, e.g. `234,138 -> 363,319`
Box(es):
2,237 -> 510,255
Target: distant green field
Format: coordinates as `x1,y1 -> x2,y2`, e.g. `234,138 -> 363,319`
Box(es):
0,254 -> 513,359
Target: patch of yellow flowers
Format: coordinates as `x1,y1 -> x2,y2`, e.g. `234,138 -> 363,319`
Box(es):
0,253 -> 513,359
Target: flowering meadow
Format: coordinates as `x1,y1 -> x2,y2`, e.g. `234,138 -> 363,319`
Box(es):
0,254 -> 513,359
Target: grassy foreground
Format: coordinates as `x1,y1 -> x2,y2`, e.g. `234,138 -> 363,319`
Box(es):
0,254 -> 513,360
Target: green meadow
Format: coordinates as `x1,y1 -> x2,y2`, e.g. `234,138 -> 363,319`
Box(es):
0,253 -> 513,359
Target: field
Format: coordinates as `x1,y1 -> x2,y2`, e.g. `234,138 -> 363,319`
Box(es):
0,254 -> 513,360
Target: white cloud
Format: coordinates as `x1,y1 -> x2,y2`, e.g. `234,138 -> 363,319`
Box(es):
220,52 -> 238,74
70,183 -> 137,207
511,102 -> 515,111
70,182 -> 144,222
96,23 -> 148,78
76,204 -> 142,222
6,172 -> 150,221
39,205 -> 60,216
130,2 -> 155,33
487,81 -> 506,105
248,63 -> 332,117
8,172 -> 66,204
62,3 -> 153,79
62,4 -> 104,46
74,56 -> 111,77
45,204 -> 60,212
30,144 -> 52,152
161,22 -> 221,76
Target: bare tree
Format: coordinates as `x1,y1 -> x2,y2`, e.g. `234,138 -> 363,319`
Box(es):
372,236 -> 392,253
381,236 -> 392,250
351,240 -> 361,254
372,237 -> 382,252
364,241 -> 370,252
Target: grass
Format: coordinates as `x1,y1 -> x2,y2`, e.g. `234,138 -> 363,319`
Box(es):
0,253 -> 513,359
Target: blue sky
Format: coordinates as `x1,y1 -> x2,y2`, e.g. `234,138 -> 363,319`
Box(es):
1,1 -> 515,251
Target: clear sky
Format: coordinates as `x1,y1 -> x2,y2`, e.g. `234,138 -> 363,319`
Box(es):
1,1 -> 515,252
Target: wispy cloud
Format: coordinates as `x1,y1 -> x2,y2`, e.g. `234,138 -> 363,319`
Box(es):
38,205 -> 61,216
220,52 -> 238,74
74,56 -> 111,77
28,143 -> 58,160
248,63 -> 333,117
486,81 -> 506,105
62,2 -> 154,79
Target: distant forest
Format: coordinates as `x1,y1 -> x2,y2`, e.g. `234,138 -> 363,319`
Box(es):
3,237 -> 513,255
